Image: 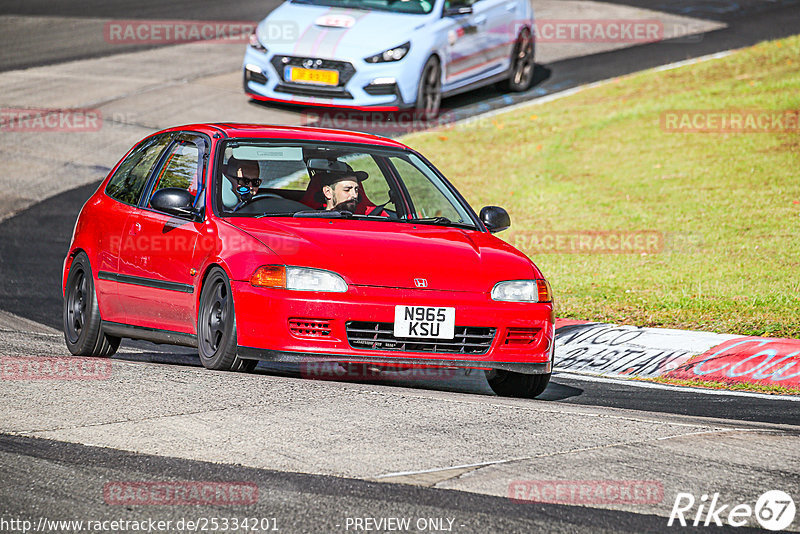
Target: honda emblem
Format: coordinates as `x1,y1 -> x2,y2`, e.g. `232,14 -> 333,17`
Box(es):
414,278 -> 428,288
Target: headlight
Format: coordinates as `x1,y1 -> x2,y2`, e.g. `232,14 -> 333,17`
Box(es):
249,29 -> 267,52
491,279 -> 552,303
365,42 -> 410,63
287,267 -> 347,292
250,265 -> 347,292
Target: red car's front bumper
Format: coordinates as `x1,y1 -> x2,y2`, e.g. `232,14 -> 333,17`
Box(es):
232,282 -> 554,375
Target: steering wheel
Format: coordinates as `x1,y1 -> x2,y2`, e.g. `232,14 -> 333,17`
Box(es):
231,193 -> 284,212
250,193 -> 284,201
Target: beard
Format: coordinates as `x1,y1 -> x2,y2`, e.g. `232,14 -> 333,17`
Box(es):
334,198 -> 358,213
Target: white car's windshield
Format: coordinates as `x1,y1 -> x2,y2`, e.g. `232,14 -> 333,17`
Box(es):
216,141 -> 477,229
290,0 -> 435,15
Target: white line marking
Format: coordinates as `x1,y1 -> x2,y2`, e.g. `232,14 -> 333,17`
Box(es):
554,371 -> 800,401
373,427 -> 751,480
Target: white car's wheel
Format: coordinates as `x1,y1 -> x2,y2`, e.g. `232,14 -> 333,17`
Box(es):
415,56 -> 442,120
499,27 -> 535,92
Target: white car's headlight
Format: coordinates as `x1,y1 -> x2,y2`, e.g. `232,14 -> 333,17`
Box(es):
250,265 -> 347,292
491,279 -> 552,303
249,28 -> 267,52
365,42 -> 410,63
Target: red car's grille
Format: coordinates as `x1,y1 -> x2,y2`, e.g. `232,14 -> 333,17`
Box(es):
289,319 -> 332,338
503,327 -> 541,345
346,321 -> 495,355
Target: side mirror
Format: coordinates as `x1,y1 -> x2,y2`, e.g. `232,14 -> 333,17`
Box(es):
151,188 -> 199,220
480,206 -> 511,233
444,5 -> 473,16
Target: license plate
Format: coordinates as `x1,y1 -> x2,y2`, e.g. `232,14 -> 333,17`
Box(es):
285,66 -> 339,86
394,305 -> 455,339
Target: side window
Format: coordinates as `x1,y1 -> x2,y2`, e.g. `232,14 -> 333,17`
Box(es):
346,154 -> 396,209
390,156 -> 466,221
147,140 -> 201,209
105,134 -> 171,205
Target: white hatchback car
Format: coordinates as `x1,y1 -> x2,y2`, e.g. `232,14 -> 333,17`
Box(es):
243,0 -> 535,118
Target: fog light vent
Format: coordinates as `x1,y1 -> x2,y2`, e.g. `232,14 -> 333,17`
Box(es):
289,319 -> 332,337
504,327 -> 540,345
245,67 -> 268,85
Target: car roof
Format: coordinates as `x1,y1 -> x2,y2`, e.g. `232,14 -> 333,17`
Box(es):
159,123 -> 408,149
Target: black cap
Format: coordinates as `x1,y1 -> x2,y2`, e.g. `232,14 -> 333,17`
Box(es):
319,169 -> 368,187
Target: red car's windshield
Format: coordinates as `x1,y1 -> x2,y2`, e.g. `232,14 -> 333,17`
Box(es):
215,141 -> 478,229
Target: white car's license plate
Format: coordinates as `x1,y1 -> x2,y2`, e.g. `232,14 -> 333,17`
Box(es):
393,305 -> 455,339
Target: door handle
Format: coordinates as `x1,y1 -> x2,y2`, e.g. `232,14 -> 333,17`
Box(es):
129,222 -> 141,235
505,3 -> 516,11
474,14 -> 487,25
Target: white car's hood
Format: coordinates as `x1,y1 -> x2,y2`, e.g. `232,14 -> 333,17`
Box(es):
260,3 -> 428,59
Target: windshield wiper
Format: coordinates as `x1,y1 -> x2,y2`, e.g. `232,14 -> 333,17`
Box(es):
253,212 -> 298,218
292,210 -> 355,219
404,217 -> 476,229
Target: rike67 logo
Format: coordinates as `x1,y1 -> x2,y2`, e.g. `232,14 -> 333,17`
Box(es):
668,490 -> 796,530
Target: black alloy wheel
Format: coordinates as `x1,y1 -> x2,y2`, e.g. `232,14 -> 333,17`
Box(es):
197,267 -> 256,372
63,252 -> 120,357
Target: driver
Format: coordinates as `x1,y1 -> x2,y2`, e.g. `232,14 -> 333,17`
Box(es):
320,170 -> 367,212
222,156 -> 261,208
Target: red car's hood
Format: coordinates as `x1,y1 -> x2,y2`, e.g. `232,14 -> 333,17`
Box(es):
231,218 -> 538,292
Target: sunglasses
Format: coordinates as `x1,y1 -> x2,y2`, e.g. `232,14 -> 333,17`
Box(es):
238,177 -> 262,187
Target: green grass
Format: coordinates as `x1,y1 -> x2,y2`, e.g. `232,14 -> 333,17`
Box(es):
644,377 -> 800,396
403,36 -> 800,338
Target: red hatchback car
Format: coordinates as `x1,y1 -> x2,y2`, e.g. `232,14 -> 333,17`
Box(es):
63,123 -> 554,398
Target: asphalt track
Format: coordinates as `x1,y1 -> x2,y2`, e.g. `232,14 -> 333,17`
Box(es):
1,1 -> 800,532
0,434 -> 767,534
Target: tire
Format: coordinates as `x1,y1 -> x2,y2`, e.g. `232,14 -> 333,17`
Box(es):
232,358 -> 258,372
197,267 -> 253,372
486,369 -> 550,398
63,252 -> 120,357
415,56 -> 442,121
497,27 -> 535,92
